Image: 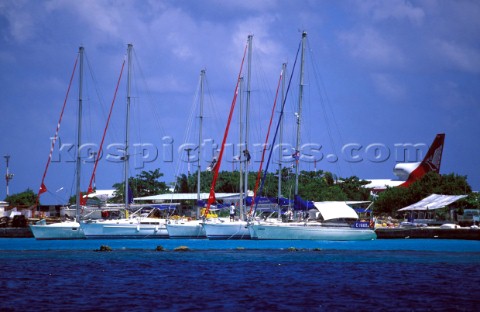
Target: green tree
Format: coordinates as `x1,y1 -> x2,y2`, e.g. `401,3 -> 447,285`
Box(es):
173,168 -> 476,215
295,171 -> 366,202
297,170 -> 329,201
372,186 -> 414,216
4,189 -> 36,207
316,185 -> 348,201
338,176 -> 371,201
373,172 -> 473,216
112,169 -> 169,203
175,174 -> 191,193
458,192 -> 480,209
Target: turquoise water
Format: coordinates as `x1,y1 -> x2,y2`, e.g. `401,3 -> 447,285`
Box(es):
1,237 -> 480,252
1,238 -> 479,311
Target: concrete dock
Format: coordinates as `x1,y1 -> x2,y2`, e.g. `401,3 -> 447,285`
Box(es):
0,227 -> 33,238
375,227 -> 480,240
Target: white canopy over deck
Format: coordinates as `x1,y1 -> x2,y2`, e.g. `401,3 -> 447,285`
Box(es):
313,201 -> 360,220
398,194 -> 467,211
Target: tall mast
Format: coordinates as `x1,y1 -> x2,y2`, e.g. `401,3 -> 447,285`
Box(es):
238,76 -> 244,219
278,62 -> 286,217
75,46 -> 84,222
204,42 -> 248,216
244,34 -> 253,210
294,32 -> 306,196
196,69 -> 205,219
124,44 -> 133,209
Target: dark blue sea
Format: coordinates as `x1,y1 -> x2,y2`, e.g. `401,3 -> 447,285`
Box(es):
0,238 -> 479,311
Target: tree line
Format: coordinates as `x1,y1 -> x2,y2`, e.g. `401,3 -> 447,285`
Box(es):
5,169 -> 479,217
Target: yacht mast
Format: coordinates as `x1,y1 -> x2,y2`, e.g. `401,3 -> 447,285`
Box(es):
124,44 -> 133,209
75,47 -> 84,222
238,77 -> 244,219
244,34 -> 253,216
204,42 -> 248,216
294,32 -> 307,196
196,69 -> 205,218
278,62 -> 286,218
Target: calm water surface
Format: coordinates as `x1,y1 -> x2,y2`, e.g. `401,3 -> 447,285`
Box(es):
1,238 -> 479,311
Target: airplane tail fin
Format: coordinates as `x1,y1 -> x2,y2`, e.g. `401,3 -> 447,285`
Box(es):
421,133 -> 445,173
401,133 -> 445,187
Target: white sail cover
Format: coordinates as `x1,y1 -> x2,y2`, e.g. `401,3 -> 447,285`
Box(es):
398,194 -> 467,211
313,201 -> 359,220
133,193 -> 240,201
87,189 -> 115,200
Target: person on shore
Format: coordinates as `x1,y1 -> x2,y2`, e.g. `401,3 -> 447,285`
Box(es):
230,203 -> 236,222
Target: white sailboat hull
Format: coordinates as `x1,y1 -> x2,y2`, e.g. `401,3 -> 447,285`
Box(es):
81,218 -> 168,239
248,223 -> 376,241
166,220 -> 206,239
202,220 -> 251,240
30,221 -> 85,240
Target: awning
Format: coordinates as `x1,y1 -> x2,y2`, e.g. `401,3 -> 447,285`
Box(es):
313,202 -> 359,220
398,194 -> 467,211
133,193 -> 240,201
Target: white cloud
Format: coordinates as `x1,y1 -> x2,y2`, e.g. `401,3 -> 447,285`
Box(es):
45,0 -> 126,39
433,39 -> 480,74
356,0 -> 425,25
231,14 -> 286,68
339,27 -> 405,67
350,0 -> 480,75
209,0 -> 278,11
371,73 -> 405,100
0,0 -> 37,43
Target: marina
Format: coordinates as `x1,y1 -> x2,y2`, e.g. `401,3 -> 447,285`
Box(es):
1,23 -> 477,246
1,2 -> 479,310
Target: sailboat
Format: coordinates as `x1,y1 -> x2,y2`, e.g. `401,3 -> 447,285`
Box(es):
80,44 -> 169,239
80,204 -> 170,239
30,47 -> 87,240
247,32 -> 377,241
30,47 -> 85,240
201,35 -> 253,240
166,69 -> 208,239
248,198 -> 377,240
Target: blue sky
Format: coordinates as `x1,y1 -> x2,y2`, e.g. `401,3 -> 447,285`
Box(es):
1,0 -> 479,204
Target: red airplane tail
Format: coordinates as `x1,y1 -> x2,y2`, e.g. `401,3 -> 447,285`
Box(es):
401,133 -> 445,187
